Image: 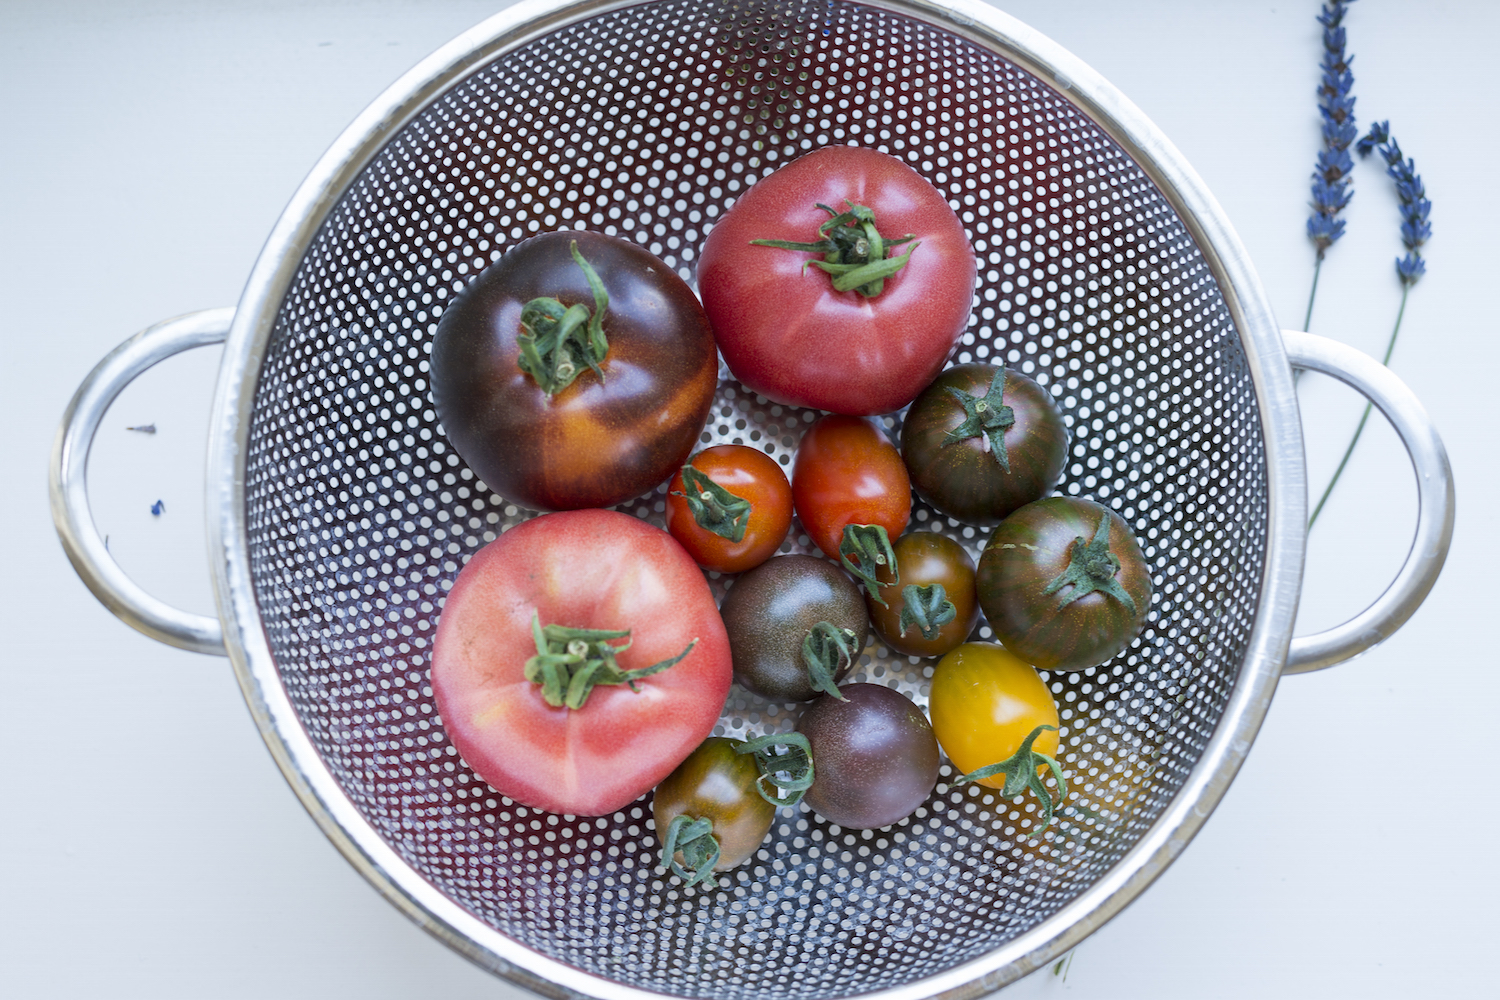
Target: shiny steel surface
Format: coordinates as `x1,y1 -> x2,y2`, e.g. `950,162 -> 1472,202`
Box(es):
1281,330 -> 1455,673
49,308 -> 233,656
47,1 -> 1453,998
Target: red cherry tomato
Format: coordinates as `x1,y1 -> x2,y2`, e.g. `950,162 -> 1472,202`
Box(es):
431,509 -> 732,817
792,415 -> 911,595
697,146 -> 976,415
664,445 -> 794,573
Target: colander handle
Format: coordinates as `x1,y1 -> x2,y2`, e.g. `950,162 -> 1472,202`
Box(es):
49,309 -> 233,657
1281,329 -> 1454,674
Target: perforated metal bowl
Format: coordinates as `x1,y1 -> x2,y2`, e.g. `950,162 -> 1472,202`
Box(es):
51,1 -> 1454,997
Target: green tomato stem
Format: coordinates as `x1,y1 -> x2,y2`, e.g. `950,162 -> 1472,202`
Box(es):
953,724 -> 1068,837
749,200 -> 917,298
671,461 -> 753,542
522,611 -> 696,710
515,241 -> 611,396
1041,512 -> 1137,615
800,621 -> 859,701
661,814 -> 719,888
734,732 -> 814,806
898,583 -> 957,640
940,365 -> 1016,472
839,523 -> 898,605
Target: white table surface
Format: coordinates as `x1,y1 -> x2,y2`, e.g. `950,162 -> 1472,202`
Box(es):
3,1 -> 1495,997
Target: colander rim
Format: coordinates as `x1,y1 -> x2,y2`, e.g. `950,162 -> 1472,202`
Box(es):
203,1 -> 1307,997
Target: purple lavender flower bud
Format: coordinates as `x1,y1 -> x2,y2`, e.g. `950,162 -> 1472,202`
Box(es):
1306,1 -> 1359,259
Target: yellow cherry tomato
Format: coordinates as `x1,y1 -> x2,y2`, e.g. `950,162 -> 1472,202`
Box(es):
928,642 -> 1060,791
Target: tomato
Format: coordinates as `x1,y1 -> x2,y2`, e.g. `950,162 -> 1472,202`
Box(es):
867,531 -> 979,658
431,230 -> 718,512
653,733 -> 813,886
929,643 -> 1066,837
977,497 -> 1152,672
791,414 -> 912,599
900,363 -> 1068,525
796,683 -> 940,830
697,145 -> 976,415
664,445 -> 793,574
719,554 -> 869,702
431,509 -> 732,816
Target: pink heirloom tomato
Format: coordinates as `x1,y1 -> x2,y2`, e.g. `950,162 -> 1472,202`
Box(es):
431,509 -> 732,816
697,145 -> 976,415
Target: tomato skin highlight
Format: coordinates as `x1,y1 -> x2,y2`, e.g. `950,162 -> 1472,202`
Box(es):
867,531 -> 979,658
977,497 -> 1152,672
431,509 -> 732,817
431,230 -> 718,512
665,445 -> 794,574
900,363 -> 1068,526
697,145 -> 976,415
791,415 -> 911,562
796,683 -> 940,830
928,642 -> 1060,792
653,737 -> 776,873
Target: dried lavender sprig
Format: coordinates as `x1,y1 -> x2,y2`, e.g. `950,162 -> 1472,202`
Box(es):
1303,1 -> 1359,334
1309,121 -> 1431,528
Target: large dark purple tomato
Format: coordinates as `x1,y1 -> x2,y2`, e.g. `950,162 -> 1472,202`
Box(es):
719,554 -> 869,702
977,497 -> 1152,671
900,363 -> 1067,525
430,230 -> 718,512
795,683 -> 939,829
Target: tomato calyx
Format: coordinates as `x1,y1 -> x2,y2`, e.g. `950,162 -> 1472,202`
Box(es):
942,365 -> 1016,472
750,201 -> 918,298
801,621 -> 860,700
672,461 -> 753,542
522,611 -> 698,709
1043,513 -> 1139,615
661,814 -> 720,889
839,523 -> 898,603
515,240 -> 611,396
734,732 -> 815,806
898,583 -> 958,640
953,724 -> 1068,837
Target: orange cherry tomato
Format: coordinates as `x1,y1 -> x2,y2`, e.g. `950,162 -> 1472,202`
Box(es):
665,445 -> 793,573
868,531 -> 979,658
791,415 -> 911,595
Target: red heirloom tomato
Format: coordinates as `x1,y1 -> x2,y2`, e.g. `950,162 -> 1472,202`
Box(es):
431,230 -> 718,512
901,363 -> 1068,525
791,415 -> 912,598
431,509 -> 732,816
977,497 -> 1152,672
664,445 -> 794,573
697,145 -> 976,415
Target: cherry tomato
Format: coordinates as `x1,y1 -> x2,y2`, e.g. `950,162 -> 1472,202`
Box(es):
697,145 -> 976,415
719,554 -> 869,702
977,497 -> 1152,671
431,509 -> 732,817
664,445 -> 793,574
867,531 -> 979,658
900,363 -> 1068,525
791,415 -> 911,597
431,230 -> 718,512
796,683 -> 940,830
653,738 -> 775,881
928,642 -> 1060,790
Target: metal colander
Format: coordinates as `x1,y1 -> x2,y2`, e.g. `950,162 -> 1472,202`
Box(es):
49,1 -> 1454,998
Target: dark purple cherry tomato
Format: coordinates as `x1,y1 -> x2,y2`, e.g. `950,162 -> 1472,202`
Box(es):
431,230 -> 718,512
901,363 -> 1067,525
653,737 -> 776,882
795,683 -> 939,829
867,531 -> 979,658
720,554 -> 869,702
977,497 -> 1152,671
